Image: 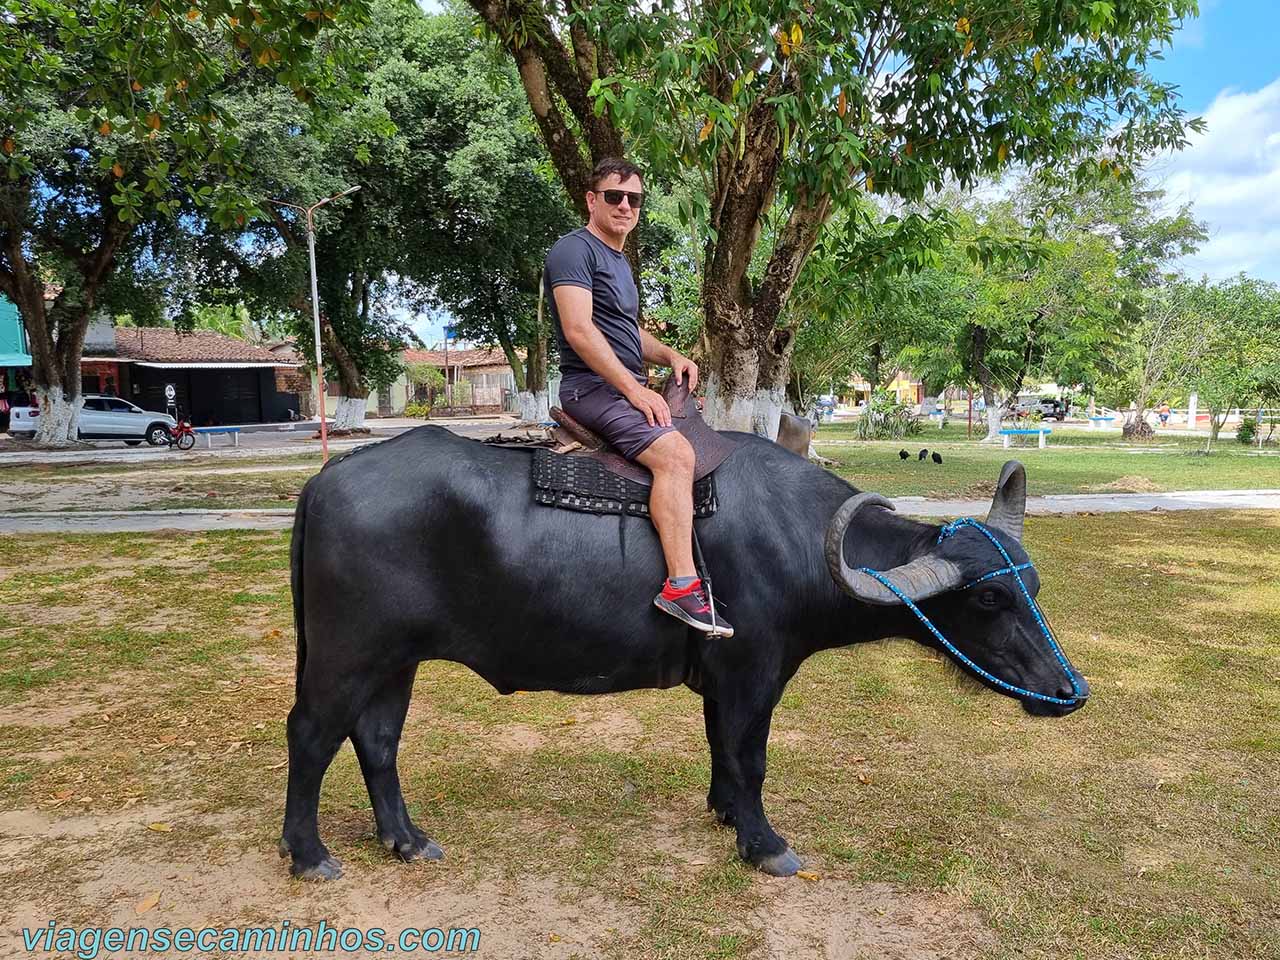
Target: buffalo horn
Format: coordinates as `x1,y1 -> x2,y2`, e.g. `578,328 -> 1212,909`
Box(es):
985,460 -> 1027,542
825,493 -> 964,606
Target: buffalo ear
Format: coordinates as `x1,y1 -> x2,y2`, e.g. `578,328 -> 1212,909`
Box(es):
986,460 -> 1026,542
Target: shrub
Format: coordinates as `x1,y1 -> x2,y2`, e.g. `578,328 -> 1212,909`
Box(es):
855,393 -> 922,440
1236,416 -> 1256,444
404,402 -> 432,419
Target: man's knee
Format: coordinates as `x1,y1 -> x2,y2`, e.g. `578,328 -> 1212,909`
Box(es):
642,432 -> 695,476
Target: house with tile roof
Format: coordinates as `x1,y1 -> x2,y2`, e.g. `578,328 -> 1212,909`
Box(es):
79,322 -> 305,425
400,345 -> 517,414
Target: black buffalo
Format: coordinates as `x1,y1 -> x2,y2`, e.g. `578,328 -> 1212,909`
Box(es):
280,427 -> 1088,880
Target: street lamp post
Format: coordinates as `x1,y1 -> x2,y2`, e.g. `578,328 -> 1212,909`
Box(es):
268,185 -> 361,463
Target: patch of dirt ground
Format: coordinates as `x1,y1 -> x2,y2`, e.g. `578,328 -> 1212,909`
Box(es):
1090,475 -> 1164,493
7,477 -> 157,512
0,797 -> 993,960
753,881 -> 993,960
0,680 -> 136,728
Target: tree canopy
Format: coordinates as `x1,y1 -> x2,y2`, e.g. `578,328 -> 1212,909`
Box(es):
0,0 -> 368,442
470,0 -> 1202,434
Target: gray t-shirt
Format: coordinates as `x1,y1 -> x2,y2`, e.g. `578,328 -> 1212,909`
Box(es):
543,227 -> 643,389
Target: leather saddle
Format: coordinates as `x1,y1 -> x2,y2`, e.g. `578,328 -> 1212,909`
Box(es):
547,377 -> 738,487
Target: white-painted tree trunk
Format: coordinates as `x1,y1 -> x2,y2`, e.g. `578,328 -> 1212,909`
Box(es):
33,386 -> 80,445
979,403 -> 1004,444
331,396 -> 368,432
700,371 -> 758,435
750,385 -> 786,440
517,389 -> 550,423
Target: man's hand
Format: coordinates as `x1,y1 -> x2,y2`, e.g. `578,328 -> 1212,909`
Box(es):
627,386 -> 672,427
669,352 -> 699,392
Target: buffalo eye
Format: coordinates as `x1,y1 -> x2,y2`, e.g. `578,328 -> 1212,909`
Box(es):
977,587 -> 1002,609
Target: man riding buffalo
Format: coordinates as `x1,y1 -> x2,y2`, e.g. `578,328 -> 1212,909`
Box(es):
544,157 -> 732,637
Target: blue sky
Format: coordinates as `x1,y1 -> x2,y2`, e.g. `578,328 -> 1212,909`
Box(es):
1146,0 -> 1280,282
1150,0 -> 1274,114
414,1 -> 1279,343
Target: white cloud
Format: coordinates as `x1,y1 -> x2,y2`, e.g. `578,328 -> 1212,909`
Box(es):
1154,76 -> 1280,282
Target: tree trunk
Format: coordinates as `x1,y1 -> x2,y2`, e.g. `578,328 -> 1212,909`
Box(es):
525,329 -> 547,393
331,396 -> 368,432
982,401 -> 1004,444
496,329 -> 527,393
33,384 -> 81,445
517,390 -> 550,422
700,317 -> 759,434
1209,409 -> 1226,448
1122,418 -> 1155,440
750,328 -> 794,439
977,383 -> 1004,444
320,316 -> 369,433
29,303 -> 91,446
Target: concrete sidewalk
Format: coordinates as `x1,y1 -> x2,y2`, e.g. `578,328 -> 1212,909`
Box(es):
896,488 -> 1280,517
0,417 -> 513,468
5,489 -> 1279,533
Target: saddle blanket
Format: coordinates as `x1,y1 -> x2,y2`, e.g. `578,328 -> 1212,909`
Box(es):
532,448 -> 718,519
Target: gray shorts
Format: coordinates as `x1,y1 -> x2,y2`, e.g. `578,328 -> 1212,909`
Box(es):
560,379 -> 675,461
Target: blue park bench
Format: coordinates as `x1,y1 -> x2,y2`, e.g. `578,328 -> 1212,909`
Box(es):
193,426 -> 242,448
999,426 -> 1051,449
1088,415 -> 1116,430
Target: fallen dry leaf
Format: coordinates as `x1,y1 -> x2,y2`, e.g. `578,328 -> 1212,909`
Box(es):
548,933 -> 561,943
796,870 -> 820,882
558,718 -> 577,726
135,892 -> 161,915
147,822 -> 173,833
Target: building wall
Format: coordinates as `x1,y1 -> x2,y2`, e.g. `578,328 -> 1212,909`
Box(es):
131,367 -> 300,425
321,371 -> 410,418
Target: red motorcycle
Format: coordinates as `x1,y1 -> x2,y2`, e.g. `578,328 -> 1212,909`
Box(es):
168,414 -> 196,451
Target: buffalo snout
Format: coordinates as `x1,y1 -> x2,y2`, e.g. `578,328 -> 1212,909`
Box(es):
1021,669 -> 1089,717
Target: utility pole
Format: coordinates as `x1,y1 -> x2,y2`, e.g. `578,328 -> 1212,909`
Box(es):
268,185 -> 361,463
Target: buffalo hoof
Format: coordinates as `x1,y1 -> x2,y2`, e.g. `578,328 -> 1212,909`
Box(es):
383,833 -> 444,863
292,854 -> 344,881
753,847 -> 803,877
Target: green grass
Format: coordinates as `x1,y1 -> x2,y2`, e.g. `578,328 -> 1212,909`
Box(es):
817,423 -> 1278,498
0,513 -> 1277,958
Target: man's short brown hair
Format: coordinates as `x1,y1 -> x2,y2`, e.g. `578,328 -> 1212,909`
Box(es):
590,157 -> 644,191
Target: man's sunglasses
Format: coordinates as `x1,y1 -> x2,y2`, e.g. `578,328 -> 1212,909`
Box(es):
595,189 -> 644,209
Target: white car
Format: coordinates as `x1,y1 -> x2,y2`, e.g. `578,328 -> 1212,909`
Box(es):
8,395 -> 177,446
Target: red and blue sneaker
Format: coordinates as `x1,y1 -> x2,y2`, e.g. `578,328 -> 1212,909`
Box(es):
654,579 -> 734,637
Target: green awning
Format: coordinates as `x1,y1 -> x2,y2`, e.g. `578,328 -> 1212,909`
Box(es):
0,352 -> 32,367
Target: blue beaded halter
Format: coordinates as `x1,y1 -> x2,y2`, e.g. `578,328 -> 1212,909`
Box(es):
857,518 -> 1086,706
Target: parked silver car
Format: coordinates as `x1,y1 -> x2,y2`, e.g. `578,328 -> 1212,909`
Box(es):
8,395 -> 177,445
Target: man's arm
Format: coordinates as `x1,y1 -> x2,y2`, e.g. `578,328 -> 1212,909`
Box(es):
554,285 -> 674,427
639,328 -> 698,392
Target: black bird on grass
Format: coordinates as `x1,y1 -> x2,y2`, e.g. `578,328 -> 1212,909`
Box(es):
899,449 -> 910,460
931,451 -> 943,465
918,448 -> 929,461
